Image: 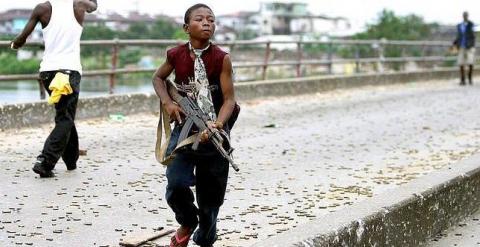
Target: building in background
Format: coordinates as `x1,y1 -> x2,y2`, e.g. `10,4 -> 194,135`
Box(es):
1,2 -> 353,42
85,11 -> 174,31
0,9 -> 42,39
215,1 -> 353,41
216,11 -> 257,40
0,9 -> 175,37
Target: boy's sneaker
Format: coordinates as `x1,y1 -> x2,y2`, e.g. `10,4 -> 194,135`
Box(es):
32,160 -> 54,178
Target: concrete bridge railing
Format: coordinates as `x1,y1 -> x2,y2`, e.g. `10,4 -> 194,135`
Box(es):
0,38 -> 471,97
0,68 -> 459,130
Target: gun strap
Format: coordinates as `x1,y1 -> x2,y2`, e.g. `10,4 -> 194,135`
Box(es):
155,103 -> 198,166
175,134 -> 198,151
155,104 -> 171,165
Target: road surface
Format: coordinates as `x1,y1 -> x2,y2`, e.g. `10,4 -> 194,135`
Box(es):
1,79 -> 480,246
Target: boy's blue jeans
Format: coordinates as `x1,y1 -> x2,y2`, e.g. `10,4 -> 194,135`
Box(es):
165,126 -> 229,246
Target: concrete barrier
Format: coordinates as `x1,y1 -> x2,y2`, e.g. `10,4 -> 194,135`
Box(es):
0,93 -> 160,130
0,69 -> 458,130
235,68 -> 458,101
251,154 -> 480,247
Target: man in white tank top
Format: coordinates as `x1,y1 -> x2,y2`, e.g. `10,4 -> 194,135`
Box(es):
11,0 -> 97,178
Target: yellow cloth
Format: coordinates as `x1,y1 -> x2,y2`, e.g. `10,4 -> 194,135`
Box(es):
48,72 -> 72,105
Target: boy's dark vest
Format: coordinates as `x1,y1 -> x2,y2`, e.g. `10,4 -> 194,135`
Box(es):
167,43 -> 240,129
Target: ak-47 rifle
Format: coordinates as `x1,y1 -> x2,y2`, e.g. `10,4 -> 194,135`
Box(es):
166,80 -> 239,172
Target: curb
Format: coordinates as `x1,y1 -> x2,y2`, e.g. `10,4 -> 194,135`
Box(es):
251,154 -> 480,247
0,69 -> 458,130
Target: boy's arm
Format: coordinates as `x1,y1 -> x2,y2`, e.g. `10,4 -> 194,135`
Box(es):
11,4 -> 47,49
152,61 -> 184,123
216,54 -> 236,128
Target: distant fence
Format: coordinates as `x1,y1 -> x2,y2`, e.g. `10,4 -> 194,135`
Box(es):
0,39 -> 474,98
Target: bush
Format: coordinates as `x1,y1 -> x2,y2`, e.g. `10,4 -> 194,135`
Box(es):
0,53 -> 39,75
118,48 -> 144,67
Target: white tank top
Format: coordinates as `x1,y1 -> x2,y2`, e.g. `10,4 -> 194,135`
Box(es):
40,0 -> 83,73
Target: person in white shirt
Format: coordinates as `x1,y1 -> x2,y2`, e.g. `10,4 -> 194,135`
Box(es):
11,0 -> 97,178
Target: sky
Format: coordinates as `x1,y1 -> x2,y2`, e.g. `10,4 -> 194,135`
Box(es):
1,0 -> 479,29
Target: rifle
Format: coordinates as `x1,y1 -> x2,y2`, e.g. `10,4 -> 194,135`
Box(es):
166,80 -> 239,172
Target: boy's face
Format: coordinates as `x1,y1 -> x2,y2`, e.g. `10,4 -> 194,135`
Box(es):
185,7 -> 216,40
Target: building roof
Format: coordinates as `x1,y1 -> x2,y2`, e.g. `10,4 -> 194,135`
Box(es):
261,1 -> 308,6
0,9 -> 172,24
271,13 -> 348,21
85,11 -> 156,23
0,9 -> 32,22
218,11 -> 257,18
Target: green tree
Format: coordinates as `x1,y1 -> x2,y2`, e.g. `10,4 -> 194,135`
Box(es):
0,34 -> 15,41
121,22 -> 150,39
340,10 -> 439,60
358,10 -> 438,41
82,25 -> 117,40
118,48 -> 144,67
237,29 -> 257,40
172,29 -> 188,40
0,53 -> 39,74
150,19 -> 177,39
81,25 -> 118,64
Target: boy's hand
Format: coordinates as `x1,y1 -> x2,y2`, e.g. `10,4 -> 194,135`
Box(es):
164,102 -> 184,124
200,121 -> 223,143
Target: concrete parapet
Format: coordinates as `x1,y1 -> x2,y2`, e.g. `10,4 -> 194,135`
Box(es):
0,93 -> 159,130
251,154 -> 480,247
0,69 -> 458,130
234,69 -> 458,100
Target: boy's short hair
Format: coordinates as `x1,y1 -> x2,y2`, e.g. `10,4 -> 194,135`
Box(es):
184,3 -> 213,24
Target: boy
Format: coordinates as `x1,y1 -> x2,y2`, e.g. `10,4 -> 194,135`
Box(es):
11,0 -> 98,177
152,3 -> 236,247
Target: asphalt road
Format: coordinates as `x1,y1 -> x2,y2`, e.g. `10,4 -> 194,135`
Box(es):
1,79 -> 479,247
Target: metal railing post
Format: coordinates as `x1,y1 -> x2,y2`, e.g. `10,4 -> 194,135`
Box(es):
421,44 -> 427,68
229,43 -> 236,54
327,42 -> 333,74
37,78 -> 46,100
402,47 -> 407,71
355,45 -> 360,73
296,41 -> 303,77
262,41 -> 271,80
377,39 -> 385,73
109,39 -> 119,94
